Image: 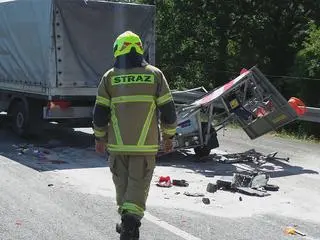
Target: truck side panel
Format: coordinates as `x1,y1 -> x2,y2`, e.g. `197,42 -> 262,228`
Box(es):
0,0 -> 54,94
54,0 -> 156,89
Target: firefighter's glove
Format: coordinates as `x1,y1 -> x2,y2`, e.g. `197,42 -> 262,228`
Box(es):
95,139 -> 106,154
163,138 -> 173,153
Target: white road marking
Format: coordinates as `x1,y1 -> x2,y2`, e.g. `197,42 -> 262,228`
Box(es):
144,212 -> 202,240
304,236 -> 320,240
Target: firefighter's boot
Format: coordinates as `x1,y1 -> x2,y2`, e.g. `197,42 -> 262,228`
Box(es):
118,214 -> 141,240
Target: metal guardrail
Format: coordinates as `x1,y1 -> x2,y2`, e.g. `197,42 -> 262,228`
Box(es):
299,107 -> 320,123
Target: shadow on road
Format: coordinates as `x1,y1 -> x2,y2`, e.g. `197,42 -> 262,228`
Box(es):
156,150 -> 319,179
1,115 -> 318,178
0,116 -> 107,172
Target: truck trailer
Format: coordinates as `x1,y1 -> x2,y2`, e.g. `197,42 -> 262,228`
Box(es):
0,0 -> 155,136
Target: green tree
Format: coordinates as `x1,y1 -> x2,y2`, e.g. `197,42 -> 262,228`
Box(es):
293,22 -> 320,106
285,22 -> 320,138
110,0 -> 320,137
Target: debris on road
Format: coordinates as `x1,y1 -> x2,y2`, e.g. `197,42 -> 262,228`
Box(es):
264,184 -> 280,191
213,149 -> 289,164
284,226 -> 306,236
202,197 -> 210,205
236,187 -> 271,197
197,148 -> 283,199
13,143 -> 32,155
216,176 -> 233,189
208,171 -> 279,197
250,173 -> 269,188
184,192 -> 205,197
232,172 -> 269,189
156,176 -> 172,187
206,183 -> 218,193
172,179 -> 189,187
12,144 -> 70,165
13,144 -> 48,159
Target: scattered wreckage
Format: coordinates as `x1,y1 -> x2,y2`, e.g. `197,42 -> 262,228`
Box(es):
157,66 -> 305,198
159,66 -> 306,157
156,148 -> 284,198
213,148 -> 289,164
207,172 -> 279,197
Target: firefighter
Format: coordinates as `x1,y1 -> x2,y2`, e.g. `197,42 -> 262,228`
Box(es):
92,31 -> 177,240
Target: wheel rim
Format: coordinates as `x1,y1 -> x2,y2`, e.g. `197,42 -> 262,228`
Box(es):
16,112 -> 24,129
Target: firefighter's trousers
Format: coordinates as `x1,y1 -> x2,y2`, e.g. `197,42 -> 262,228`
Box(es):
108,154 -> 156,218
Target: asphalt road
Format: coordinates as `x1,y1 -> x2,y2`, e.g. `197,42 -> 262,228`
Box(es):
0,120 -> 320,240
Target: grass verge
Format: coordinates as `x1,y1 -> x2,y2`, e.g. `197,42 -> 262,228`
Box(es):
272,129 -> 320,143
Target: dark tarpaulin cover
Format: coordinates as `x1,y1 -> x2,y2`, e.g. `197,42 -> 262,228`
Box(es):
0,0 -> 53,87
55,0 -> 155,88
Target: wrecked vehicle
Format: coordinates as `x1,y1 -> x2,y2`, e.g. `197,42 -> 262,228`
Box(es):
159,66 -> 305,157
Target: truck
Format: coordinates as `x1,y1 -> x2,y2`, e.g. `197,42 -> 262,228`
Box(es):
0,0 -> 156,136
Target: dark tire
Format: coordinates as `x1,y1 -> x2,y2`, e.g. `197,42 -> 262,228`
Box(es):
194,123 -> 219,158
194,145 -> 211,158
264,184 -> 279,191
10,101 -> 30,137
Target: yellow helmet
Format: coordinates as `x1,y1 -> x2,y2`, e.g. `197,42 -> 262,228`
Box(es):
113,31 -> 144,58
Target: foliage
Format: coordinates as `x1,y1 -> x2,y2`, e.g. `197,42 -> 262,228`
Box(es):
283,22 -> 320,137
112,0 -> 320,138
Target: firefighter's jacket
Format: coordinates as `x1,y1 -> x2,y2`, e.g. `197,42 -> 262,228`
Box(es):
93,64 -> 177,155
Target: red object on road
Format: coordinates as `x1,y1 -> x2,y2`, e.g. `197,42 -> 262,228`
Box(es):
288,97 -> 306,116
157,176 -> 172,187
159,176 -> 170,182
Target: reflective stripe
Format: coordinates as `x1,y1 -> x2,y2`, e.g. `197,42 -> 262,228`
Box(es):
110,103 -> 123,145
156,93 -> 172,106
108,144 -> 159,152
111,95 -> 155,103
94,129 -> 106,138
121,202 -> 144,217
96,96 -> 110,107
163,127 -> 176,136
137,101 -> 156,145
109,95 -> 158,152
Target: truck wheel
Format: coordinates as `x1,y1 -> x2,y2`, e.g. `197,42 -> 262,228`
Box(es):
194,145 -> 211,158
10,101 -> 30,137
